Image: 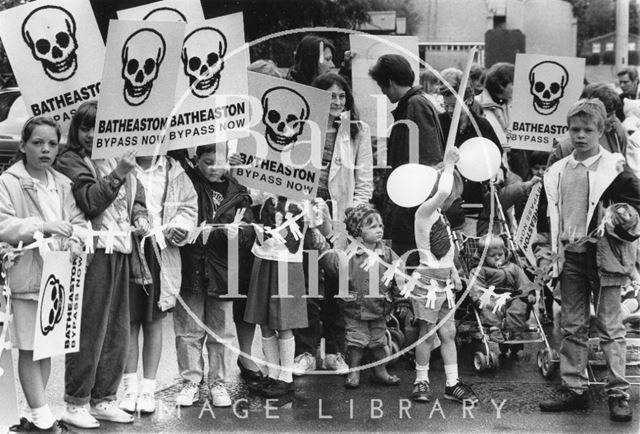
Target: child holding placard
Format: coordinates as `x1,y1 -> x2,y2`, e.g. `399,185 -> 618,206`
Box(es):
55,101 -> 150,428
0,116 -> 88,433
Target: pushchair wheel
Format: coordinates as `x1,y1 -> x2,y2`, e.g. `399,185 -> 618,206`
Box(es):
537,348 -> 557,378
473,351 -> 488,372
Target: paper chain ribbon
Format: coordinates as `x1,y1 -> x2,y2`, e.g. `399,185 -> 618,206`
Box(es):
476,285 -> 513,313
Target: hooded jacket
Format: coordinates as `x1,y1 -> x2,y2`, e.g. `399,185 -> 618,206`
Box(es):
0,161 -> 89,300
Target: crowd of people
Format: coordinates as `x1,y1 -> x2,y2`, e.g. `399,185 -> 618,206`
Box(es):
1,33 -> 639,433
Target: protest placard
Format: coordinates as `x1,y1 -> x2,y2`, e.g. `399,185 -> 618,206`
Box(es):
0,0 -> 104,133
509,53 -> 585,152
0,286 -> 18,430
349,34 -> 419,140
91,20 -> 185,159
234,71 -> 330,200
514,182 -> 542,267
32,252 -> 86,361
167,13 -> 251,150
117,0 -> 204,22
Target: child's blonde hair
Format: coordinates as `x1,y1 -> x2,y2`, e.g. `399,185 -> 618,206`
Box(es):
566,98 -> 606,131
478,233 -> 505,252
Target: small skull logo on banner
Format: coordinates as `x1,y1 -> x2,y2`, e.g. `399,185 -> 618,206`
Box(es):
529,61 -> 569,116
121,28 -> 166,106
181,27 -> 227,98
21,6 -> 78,82
143,7 -> 187,22
261,87 -> 310,152
40,274 -> 65,336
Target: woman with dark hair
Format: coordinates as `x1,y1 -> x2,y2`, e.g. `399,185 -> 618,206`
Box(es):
291,72 -> 374,376
286,35 -> 335,85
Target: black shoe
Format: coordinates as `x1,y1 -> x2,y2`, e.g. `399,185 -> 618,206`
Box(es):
608,396 -> 633,422
539,389 -> 590,412
411,381 -> 432,402
237,358 -> 264,382
444,380 -> 478,405
262,379 -> 294,397
10,418 -> 77,433
248,376 -> 276,394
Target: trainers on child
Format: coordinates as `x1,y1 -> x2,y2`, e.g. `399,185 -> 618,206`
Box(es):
89,401 -> 134,424
444,380 -> 478,405
119,391 -> 137,413
322,353 -> 348,373
136,392 -> 156,414
61,404 -> 100,429
210,383 -> 232,407
293,352 -> 316,376
411,381 -> 432,402
175,381 -> 200,407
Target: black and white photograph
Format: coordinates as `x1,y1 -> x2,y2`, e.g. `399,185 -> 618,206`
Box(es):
0,0 -> 638,433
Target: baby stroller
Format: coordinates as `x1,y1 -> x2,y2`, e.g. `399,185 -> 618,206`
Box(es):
453,199 -> 551,373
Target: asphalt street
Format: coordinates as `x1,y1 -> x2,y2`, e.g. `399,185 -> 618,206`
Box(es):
6,314 -> 640,433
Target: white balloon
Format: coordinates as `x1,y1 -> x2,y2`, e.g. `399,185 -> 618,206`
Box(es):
386,164 -> 438,208
456,137 -> 502,182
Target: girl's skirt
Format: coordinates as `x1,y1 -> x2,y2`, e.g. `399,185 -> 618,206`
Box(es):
129,241 -> 166,323
244,258 -> 308,330
9,298 -> 37,350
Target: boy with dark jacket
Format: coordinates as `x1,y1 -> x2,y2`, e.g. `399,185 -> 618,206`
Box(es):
174,144 -> 255,408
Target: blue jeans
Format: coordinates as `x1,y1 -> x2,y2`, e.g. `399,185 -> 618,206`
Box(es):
559,251 -> 629,398
174,293 -> 235,385
64,250 -> 130,406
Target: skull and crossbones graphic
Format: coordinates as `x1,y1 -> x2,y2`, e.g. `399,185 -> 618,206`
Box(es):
528,61 -> 569,116
261,87 -> 310,152
39,274 -> 65,336
21,5 -> 78,81
181,27 -> 227,98
121,28 -> 166,106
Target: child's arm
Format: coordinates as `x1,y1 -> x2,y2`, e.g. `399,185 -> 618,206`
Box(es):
165,172 -> 198,247
131,178 -> 150,236
0,180 -> 45,244
415,148 -> 458,222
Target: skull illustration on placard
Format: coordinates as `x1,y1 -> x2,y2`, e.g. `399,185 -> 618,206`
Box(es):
529,61 -> 569,115
40,274 -> 65,336
181,27 -> 227,98
21,5 -> 78,81
121,28 -> 166,106
143,7 -> 187,22
261,87 -> 310,152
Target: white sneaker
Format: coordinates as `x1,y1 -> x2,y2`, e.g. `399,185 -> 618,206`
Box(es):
175,381 -> 200,407
62,404 -> 100,429
137,392 -> 156,414
293,352 -> 316,376
210,383 -> 232,407
119,390 -> 137,413
322,353 -> 349,374
90,401 -> 134,423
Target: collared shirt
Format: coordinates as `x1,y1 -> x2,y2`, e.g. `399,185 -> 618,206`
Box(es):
568,149 -> 602,169
135,157 -> 167,228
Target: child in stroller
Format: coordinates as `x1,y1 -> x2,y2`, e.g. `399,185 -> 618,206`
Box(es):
468,234 -> 538,352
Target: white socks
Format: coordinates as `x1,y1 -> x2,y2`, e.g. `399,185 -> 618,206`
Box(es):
415,363 -> 429,384
444,364 -> 459,387
278,337 -> 295,384
122,372 -> 138,394
140,378 -> 156,395
31,404 -> 56,430
262,335 -> 280,380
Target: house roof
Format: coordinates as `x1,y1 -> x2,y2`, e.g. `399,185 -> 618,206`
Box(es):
585,32 -> 640,43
